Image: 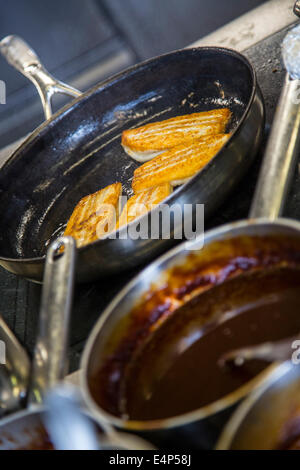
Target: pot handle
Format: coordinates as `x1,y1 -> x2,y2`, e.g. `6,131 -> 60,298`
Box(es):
249,74 -> 300,219
28,236 -> 76,405
0,35 -> 81,120
0,315 -> 30,415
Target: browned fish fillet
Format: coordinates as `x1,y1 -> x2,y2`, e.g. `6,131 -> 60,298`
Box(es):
117,183 -> 172,229
122,109 -> 231,162
132,134 -> 230,193
64,182 -> 122,247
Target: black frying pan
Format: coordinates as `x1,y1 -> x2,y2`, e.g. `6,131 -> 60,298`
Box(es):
0,36 -> 264,282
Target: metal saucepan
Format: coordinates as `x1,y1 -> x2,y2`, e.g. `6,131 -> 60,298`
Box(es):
0,236 -> 77,449
0,237 -> 153,450
0,36 -> 264,282
80,26 -> 300,449
216,362 -> 300,450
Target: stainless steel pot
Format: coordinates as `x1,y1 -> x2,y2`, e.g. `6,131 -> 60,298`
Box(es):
216,362 -> 300,450
0,236 -> 76,449
0,237 -> 153,450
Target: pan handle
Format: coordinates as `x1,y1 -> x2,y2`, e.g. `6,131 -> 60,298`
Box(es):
249,75 -> 300,219
28,236 -> 76,405
0,35 -> 81,120
0,315 -> 30,415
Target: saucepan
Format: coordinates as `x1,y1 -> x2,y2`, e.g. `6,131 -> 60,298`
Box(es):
0,236 -> 77,449
80,26 -> 300,449
0,237 -> 153,450
0,36 -> 264,282
216,362 -> 300,450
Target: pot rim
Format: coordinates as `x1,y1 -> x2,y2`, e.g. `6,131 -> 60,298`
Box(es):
81,218 -> 300,431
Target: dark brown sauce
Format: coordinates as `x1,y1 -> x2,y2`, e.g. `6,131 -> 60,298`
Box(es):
122,268 -> 300,421
89,236 -> 300,417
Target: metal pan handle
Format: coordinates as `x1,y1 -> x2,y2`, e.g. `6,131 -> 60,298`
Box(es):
249,75 -> 300,220
0,35 -> 81,120
28,236 -> 76,405
0,315 -> 30,415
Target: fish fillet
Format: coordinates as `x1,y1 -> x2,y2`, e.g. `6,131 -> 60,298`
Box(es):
64,182 -> 122,247
132,134 -> 230,193
117,183 -> 172,229
122,109 -> 231,162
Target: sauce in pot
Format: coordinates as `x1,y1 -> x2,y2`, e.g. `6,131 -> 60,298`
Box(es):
122,268 -> 300,420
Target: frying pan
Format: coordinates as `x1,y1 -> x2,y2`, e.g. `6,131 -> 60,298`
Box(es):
0,36 -> 264,282
80,29 -> 300,449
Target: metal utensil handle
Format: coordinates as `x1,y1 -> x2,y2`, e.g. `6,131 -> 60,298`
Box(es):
0,313 -> 30,377
0,314 -> 30,373
28,236 -> 76,405
0,315 -> 30,414
250,75 -> 300,219
221,335 -> 298,366
44,385 -> 100,450
0,35 -> 81,120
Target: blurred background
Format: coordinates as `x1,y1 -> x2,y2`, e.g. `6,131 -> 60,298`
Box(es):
0,0 -> 267,148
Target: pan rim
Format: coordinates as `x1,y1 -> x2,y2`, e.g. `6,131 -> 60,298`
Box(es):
215,361 -> 293,450
0,46 -> 258,264
80,217 -> 300,432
